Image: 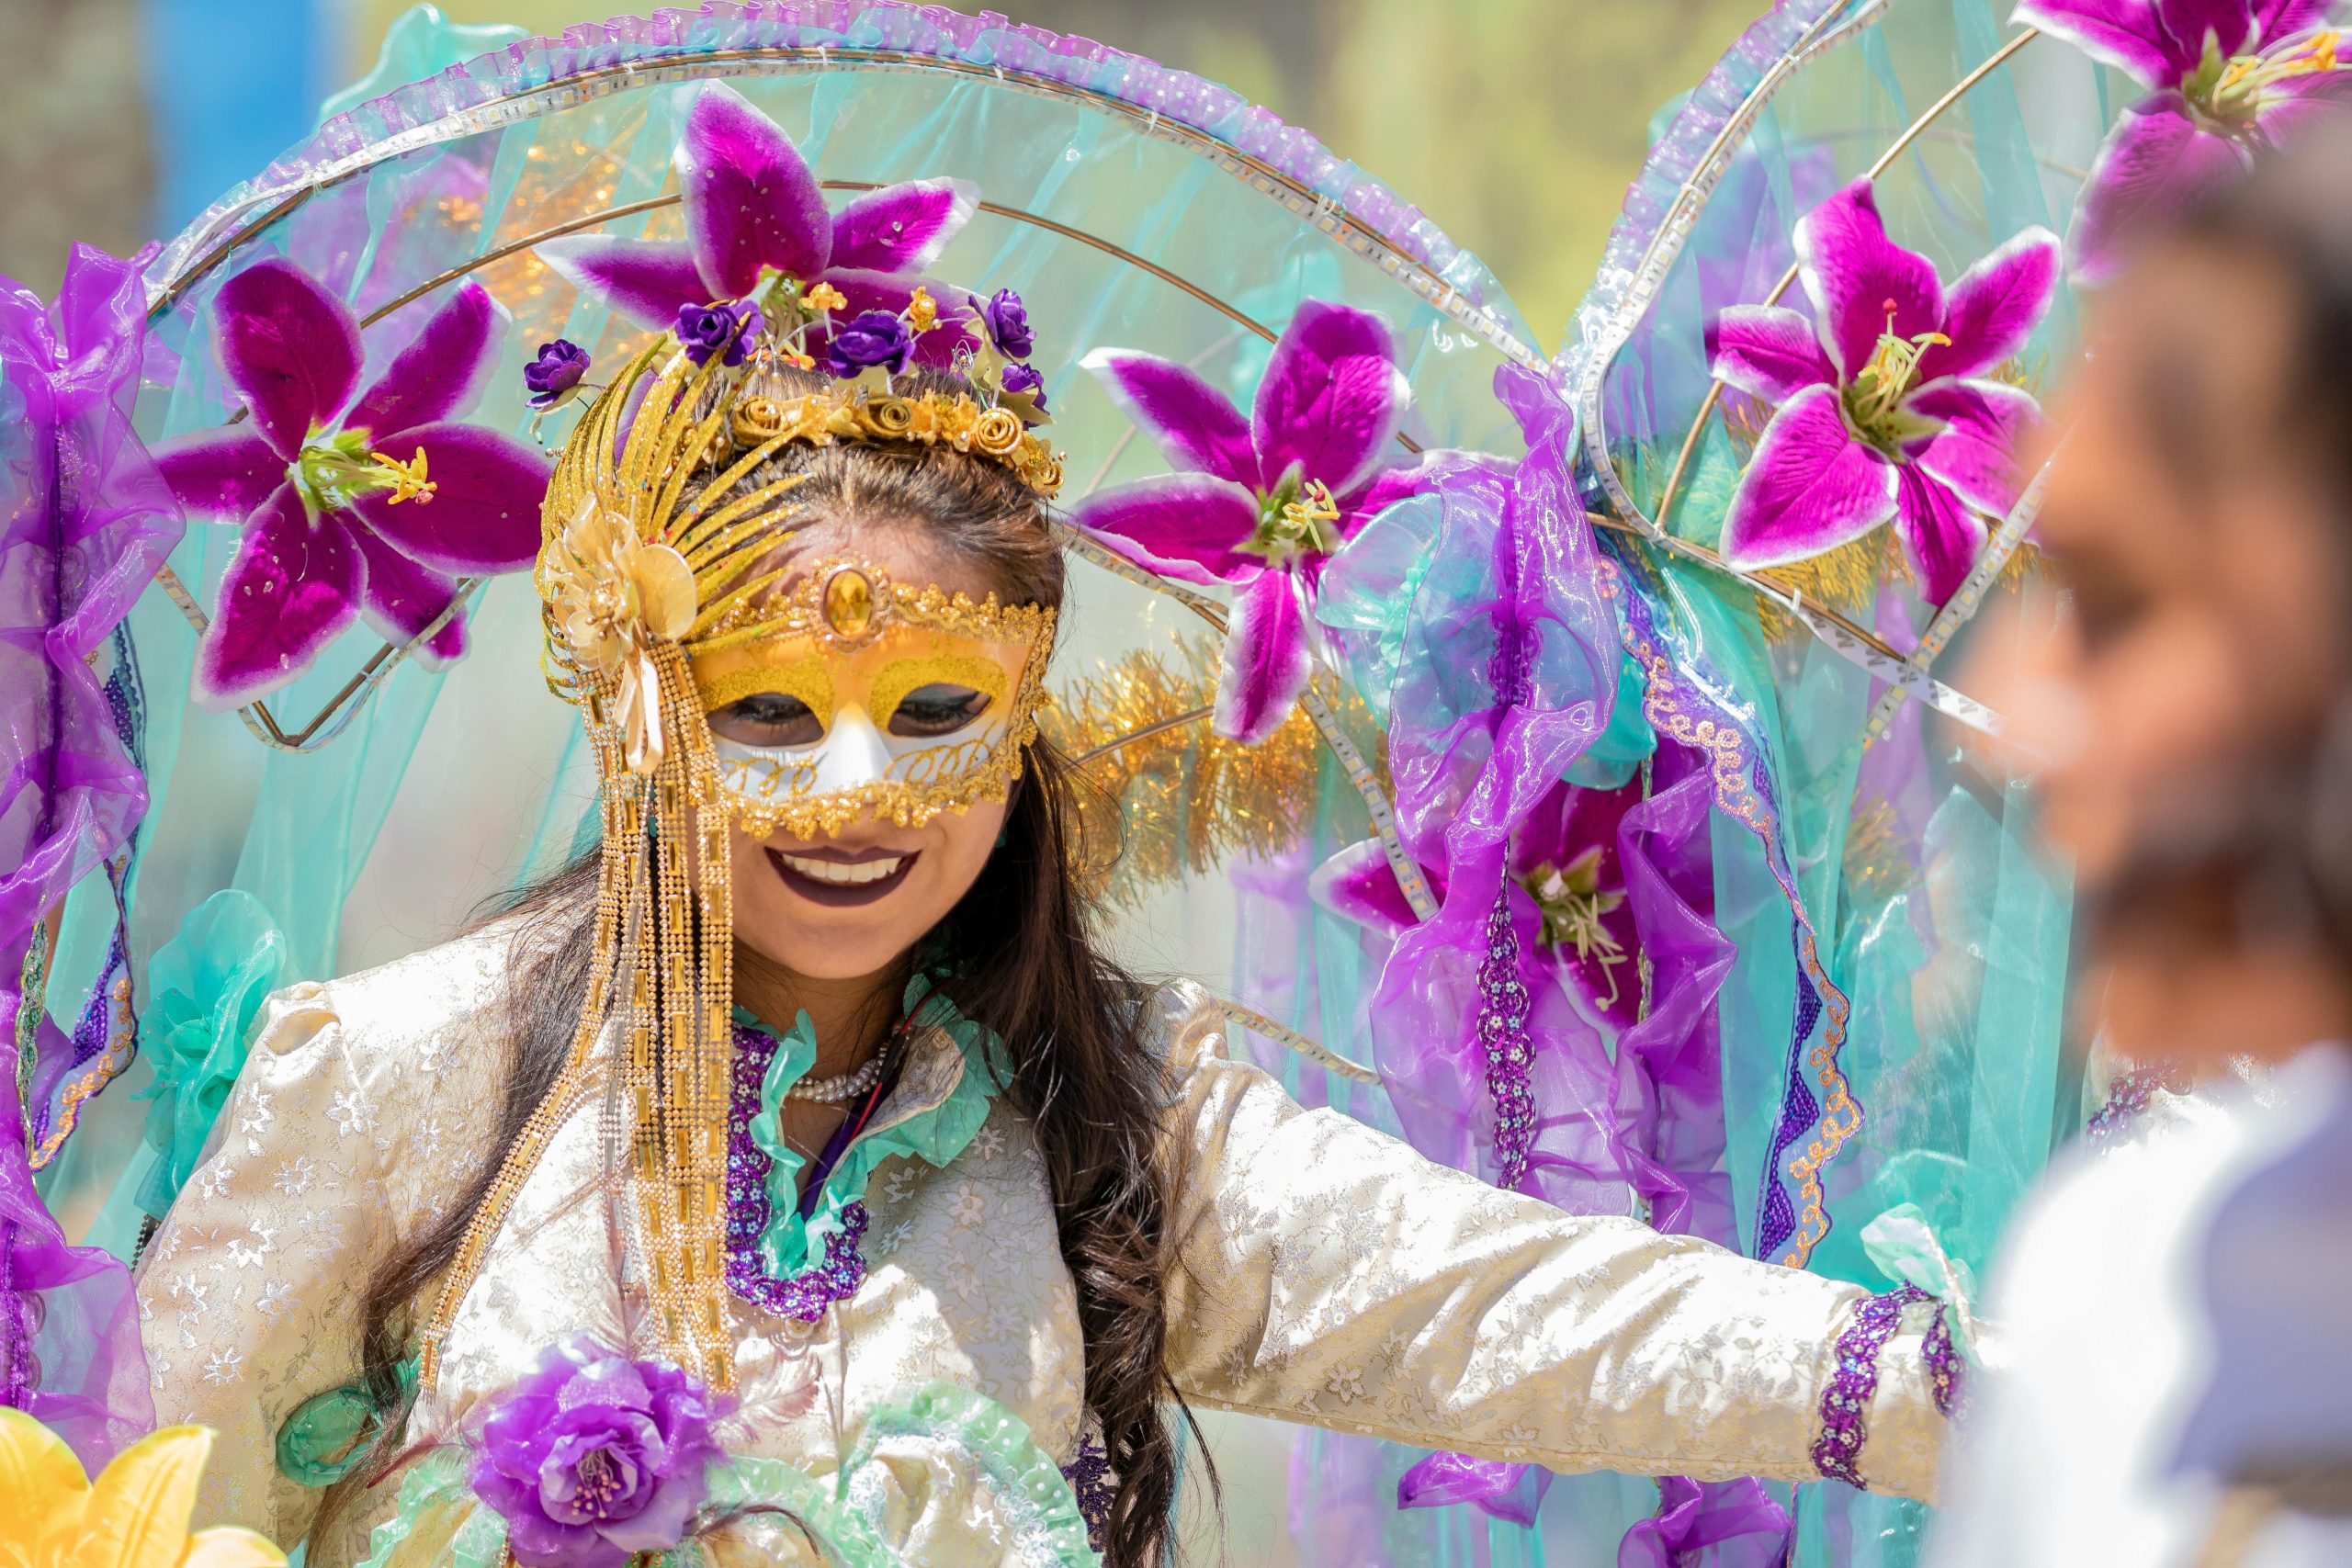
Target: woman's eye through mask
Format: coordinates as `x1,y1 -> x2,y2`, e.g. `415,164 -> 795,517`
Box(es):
687,559 -> 1057,839
713,680 -> 996,744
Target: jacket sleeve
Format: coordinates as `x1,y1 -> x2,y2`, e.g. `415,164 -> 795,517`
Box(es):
133,938 -> 510,1546
1151,987 -> 1946,1500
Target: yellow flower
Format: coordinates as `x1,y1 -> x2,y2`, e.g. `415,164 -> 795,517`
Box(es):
906,286 -> 938,333
802,281 -> 846,312
0,1410 -> 285,1568
544,501 -> 697,774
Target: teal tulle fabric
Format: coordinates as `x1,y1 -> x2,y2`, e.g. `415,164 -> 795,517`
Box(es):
277,1356 -> 416,1489
131,890 -> 287,1219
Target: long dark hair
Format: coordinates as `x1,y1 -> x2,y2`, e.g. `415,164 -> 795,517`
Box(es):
348,368 -> 1206,1565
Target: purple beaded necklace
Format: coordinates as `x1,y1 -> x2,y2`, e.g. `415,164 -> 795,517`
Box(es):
722,1012 -> 909,1323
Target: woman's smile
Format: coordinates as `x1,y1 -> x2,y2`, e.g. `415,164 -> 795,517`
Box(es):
763,843 -> 922,908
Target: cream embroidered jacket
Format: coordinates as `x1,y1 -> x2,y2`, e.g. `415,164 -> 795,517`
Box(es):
136,931 -> 1943,1562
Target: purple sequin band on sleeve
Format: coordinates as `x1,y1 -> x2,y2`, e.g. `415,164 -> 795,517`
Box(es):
724,1021 -> 872,1323
1810,1283 -> 1929,1488
1921,1298 -> 1965,1419
1476,892 -> 1536,1191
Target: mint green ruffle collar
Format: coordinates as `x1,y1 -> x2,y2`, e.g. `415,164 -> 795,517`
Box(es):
739,975 -> 1008,1280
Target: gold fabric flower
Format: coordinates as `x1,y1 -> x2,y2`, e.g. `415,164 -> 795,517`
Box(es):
546,500 -> 697,774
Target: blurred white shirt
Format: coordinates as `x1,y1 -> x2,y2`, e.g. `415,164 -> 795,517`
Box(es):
1927,1049 -> 2352,1568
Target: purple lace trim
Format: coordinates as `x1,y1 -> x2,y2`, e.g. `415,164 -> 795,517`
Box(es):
723,1021 -> 870,1322
1811,1284 -> 1928,1488
1474,892 -> 1536,1191
1061,1438 -> 1114,1551
1921,1299 -> 1965,1419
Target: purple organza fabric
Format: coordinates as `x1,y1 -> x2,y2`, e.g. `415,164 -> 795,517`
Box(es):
1362,365 -> 1622,1197
1339,365 -> 1623,1523
0,243 -> 176,1465
1617,1474 -> 1792,1568
1394,1449 -> 1549,1528
1611,744 -> 1794,1562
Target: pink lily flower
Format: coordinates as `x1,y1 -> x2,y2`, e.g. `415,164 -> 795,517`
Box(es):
538,83 -> 983,361
2017,0 -> 2352,281
1075,300 -> 1433,744
1710,181 -> 2060,604
1310,777 -> 1645,1030
154,258 -> 549,709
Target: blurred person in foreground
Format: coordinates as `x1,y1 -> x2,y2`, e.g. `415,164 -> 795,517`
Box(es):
1928,122 -> 2352,1568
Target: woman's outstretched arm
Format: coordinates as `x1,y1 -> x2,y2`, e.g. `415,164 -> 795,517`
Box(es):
1152,986 -> 1946,1499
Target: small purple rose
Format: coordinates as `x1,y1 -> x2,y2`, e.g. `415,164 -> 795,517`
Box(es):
826,309 -> 915,377
999,361 -> 1048,412
975,288 -> 1035,359
469,1338 -> 723,1568
524,339 -> 591,409
673,300 -> 763,367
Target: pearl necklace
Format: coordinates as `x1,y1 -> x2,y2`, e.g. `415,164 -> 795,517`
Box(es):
786,1034 -> 905,1104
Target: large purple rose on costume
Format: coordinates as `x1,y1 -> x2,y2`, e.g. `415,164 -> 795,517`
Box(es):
1074,300 -> 1443,744
469,1339 -> 723,1568
153,258 -> 549,709
1708,180 -> 2059,604
538,82 -> 982,364
2017,0 -> 2352,280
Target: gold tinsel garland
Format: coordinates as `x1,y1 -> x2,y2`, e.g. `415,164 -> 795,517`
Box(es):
1041,639 -> 1359,910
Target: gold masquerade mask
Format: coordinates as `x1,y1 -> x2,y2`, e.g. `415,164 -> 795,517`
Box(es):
688,558 -> 1056,840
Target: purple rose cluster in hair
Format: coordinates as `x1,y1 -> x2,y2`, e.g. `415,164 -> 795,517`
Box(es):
674,299 -> 764,367
534,81 -> 1054,416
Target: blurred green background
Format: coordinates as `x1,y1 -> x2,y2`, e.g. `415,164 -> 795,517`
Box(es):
0,0 -> 1764,348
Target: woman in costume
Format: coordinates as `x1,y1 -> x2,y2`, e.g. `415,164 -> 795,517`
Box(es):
9,1 -> 2339,1563
130,78 -> 1949,1564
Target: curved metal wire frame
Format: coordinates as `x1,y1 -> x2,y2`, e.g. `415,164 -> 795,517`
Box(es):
1575,17 -> 2047,739
145,44 -> 1544,366
1646,27 -> 2043,536
137,27 -> 1557,753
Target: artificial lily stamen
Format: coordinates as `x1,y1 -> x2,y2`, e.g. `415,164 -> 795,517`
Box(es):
1849,300 -> 1952,427
805,280 -> 847,312
292,430 -> 438,513
372,446 -> 437,504
907,286 -> 940,333
1245,477 -> 1345,566
2211,29 -> 2341,114
1522,849 -> 1631,1010
2018,3 -> 2352,281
